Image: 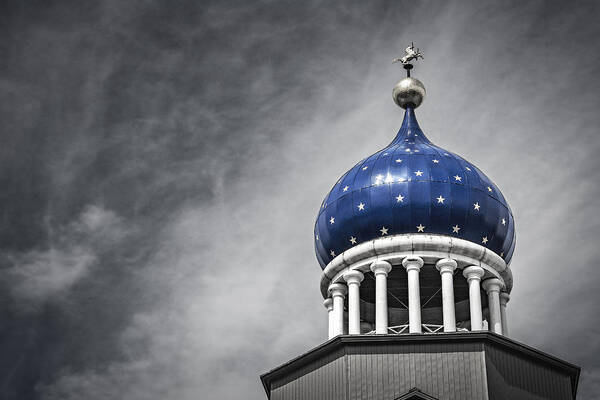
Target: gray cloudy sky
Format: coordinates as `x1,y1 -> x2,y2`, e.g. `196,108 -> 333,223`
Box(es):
0,0 -> 599,399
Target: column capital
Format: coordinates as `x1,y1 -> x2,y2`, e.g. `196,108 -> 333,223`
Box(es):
463,265 -> 485,281
343,269 -> 364,285
436,258 -> 458,274
482,278 -> 503,294
328,282 -> 347,297
499,291 -> 510,305
370,260 -> 392,276
323,298 -> 333,311
402,256 -> 424,272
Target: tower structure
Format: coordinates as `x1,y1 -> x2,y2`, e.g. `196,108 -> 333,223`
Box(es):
261,45 -> 580,400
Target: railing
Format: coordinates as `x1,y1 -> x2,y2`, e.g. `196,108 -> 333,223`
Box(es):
365,324 -> 469,335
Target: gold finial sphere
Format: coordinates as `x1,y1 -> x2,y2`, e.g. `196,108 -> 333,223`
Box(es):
393,77 -> 426,109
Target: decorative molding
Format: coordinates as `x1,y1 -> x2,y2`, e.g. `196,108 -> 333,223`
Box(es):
320,234 -> 512,298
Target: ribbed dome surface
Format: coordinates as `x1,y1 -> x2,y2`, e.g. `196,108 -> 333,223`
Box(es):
314,107 -> 515,269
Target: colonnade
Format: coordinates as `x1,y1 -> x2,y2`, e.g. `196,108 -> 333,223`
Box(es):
323,257 -> 510,339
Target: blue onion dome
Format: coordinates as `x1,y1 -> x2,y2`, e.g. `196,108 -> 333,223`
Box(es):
314,106 -> 516,269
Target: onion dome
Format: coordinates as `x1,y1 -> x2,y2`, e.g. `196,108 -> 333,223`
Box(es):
314,75 -> 515,269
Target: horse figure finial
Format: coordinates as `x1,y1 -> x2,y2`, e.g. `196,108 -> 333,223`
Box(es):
392,42 -> 424,65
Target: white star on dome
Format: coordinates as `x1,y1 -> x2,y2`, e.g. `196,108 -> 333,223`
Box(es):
454,175 -> 462,182
487,186 -> 493,192
432,159 -> 439,163
385,174 -> 394,183
500,252 -> 504,257
482,236 -> 488,244
357,202 -> 365,211
316,234 -> 319,240
362,166 -> 369,170
436,195 -> 445,204
380,226 -> 388,235
396,194 -> 405,203
329,217 -> 335,224
343,186 -> 349,192
414,170 -> 423,177
474,202 -> 480,211
502,218 -> 506,225
405,148 -> 411,152
396,159 -> 403,163
466,167 -> 471,171
350,236 -> 357,244
330,250 -> 336,257
444,153 -> 450,156
452,225 -> 460,233
397,177 -> 406,182
383,152 -> 388,156
414,149 -> 420,152
416,224 -> 425,232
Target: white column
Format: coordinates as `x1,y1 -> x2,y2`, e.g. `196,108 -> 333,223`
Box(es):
323,298 -> 334,339
402,256 -> 424,333
482,278 -> 503,334
343,270 -> 364,335
435,258 -> 458,332
462,266 -> 485,331
499,292 -> 510,336
370,260 -> 392,334
328,283 -> 347,337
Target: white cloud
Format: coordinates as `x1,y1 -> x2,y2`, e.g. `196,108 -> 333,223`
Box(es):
8,246 -> 95,302
4,206 -> 127,306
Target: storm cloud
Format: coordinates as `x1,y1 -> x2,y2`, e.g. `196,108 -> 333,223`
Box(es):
0,1 -> 599,399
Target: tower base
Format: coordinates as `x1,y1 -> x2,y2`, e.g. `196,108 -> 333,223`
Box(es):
260,333 -> 579,400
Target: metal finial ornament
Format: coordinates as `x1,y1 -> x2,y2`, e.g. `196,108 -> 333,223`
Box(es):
392,42 -> 424,66
392,42 -> 426,109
